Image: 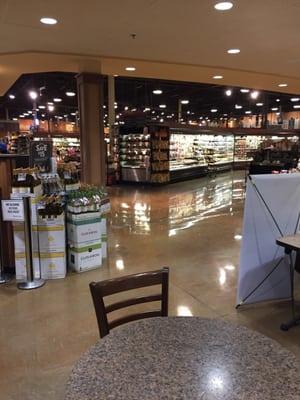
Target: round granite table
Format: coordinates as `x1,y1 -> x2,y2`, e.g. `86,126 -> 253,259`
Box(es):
65,317 -> 300,400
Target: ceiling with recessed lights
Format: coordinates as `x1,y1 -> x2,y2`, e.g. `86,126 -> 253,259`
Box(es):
2,72 -> 299,125
1,0 -> 300,94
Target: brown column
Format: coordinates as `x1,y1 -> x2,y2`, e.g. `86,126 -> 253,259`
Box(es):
76,73 -> 106,186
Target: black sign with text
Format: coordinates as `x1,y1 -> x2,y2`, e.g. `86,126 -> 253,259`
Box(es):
30,140 -> 52,172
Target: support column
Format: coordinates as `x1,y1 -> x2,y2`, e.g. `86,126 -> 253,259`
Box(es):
108,76 -> 116,128
178,100 -> 182,123
76,73 -> 106,186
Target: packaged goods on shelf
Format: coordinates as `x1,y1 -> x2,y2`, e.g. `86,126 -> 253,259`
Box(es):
11,168 -> 43,196
57,161 -> 80,192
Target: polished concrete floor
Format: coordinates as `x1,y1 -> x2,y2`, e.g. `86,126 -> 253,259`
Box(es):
0,171 -> 300,400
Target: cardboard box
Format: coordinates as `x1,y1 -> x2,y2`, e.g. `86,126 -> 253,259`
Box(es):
67,214 -> 102,245
101,217 -> 107,259
40,251 -> 66,279
13,223 -> 39,252
15,252 -> 41,281
68,241 -> 102,273
37,213 -> 66,251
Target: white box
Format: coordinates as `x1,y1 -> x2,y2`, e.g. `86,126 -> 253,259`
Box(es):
67,214 -> 102,245
40,250 -> 66,279
13,223 -> 39,252
15,252 -> 41,281
37,213 -> 66,251
101,217 -> 107,259
68,241 -> 102,273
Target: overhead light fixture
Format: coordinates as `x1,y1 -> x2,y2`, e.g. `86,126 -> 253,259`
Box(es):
213,75 -> 223,80
278,83 -> 288,87
38,105 -> 46,109
271,107 -> 279,111
227,49 -> 240,54
240,89 -> 250,93
250,91 -> 259,99
8,94 -> 15,99
211,109 -> 218,113
48,105 -> 55,112
153,90 -> 162,95
235,104 -> 242,109
276,99 -> 280,102
125,66 -> 136,71
29,90 -> 38,100
12,117 -> 18,121
40,17 -> 57,25
71,112 -> 76,116
256,102 -> 264,106
291,98 -> 300,102
66,91 -> 76,97
124,106 -> 129,111
53,98 -> 62,102
225,89 -> 232,96
47,102 -> 53,105
223,113 -> 228,116
214,2 -> 233,11
113,74 -> 119,77
181,100 -> 189,104
245,111 -> 252,114
293,105 -> 300,109
159,104 -> 166,108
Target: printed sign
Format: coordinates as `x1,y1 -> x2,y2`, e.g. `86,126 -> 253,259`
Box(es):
1,200 -> 24,222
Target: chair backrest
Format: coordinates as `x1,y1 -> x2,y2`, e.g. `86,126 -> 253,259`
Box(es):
89,267 -> 169,338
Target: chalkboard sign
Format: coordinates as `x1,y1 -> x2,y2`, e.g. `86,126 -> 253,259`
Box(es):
30,140 -> 52,172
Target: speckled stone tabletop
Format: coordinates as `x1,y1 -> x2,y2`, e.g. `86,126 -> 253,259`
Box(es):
65,317 -> 300,400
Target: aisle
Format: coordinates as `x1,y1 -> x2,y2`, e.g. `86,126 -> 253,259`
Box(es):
0,171 -> 299,400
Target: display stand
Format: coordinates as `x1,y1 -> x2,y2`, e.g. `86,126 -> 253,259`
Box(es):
237,174 -> 300,307
17,196 -> 45,290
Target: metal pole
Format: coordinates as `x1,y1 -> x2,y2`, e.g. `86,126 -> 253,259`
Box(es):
178,100 -> 182,123
0,191 -> 12,284
17,196 -> 45,290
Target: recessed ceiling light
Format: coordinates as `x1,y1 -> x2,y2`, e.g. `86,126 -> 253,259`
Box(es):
125,66 -> 136,71
240,89 -> 250,93
227,48 -> 240,54
124,106 -> 129,111
245,111 -> 252,114
66,91 -> 76,97
293,105 -> 300,109
113,75 -> 119,77
250,91 -> 259,99
153,89 -> 162,95
47,102 -> 53,105
29,91 -> 38,100
256,102 -> 264,106
40,17 -> 57,25
12,117 -> 18,121
235,104 -> 242,109
48,105 -> 55,112
276,99 -> 280,102
214,2 -> 233,11
71,112 -> 76,116
211,109 -> 218,113
213,75 -> 223,79
8,94 -> 15,99
291,98 -> 300,102
223,113 -> 228,116
278,83 -> 288,87
271,107 -> 278,111
181,100 -> 189,104
38,105 -> 46,109
159,104 -> 166,108
225,89 -> 232,96
53,98 -> 62,102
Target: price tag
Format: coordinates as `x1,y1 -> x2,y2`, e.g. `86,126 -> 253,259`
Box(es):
18,173 -> 26,182
1,200 -> 24,222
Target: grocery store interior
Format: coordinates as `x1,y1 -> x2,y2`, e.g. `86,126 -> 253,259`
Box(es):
1,1 -> 300,400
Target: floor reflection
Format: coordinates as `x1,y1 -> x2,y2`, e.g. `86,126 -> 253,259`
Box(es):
110,172 -> 246,236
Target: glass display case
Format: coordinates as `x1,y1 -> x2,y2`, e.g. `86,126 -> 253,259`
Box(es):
120,132 -> 151,182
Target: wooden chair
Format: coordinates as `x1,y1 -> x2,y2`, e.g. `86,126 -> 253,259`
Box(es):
89,267 -> 169,338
